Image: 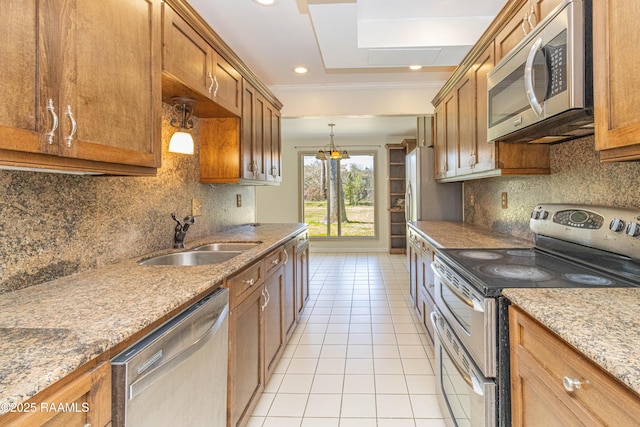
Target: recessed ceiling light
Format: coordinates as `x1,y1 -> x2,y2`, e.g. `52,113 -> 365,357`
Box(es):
293,66 -> 308,74
253,0 -> 278,6
409,65 -> 423,71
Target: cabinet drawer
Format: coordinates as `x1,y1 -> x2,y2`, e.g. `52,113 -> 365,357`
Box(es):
227,261 -> 265,308
510,307 -> 640,425
264,246 -> 285,277
296,232 -> 308,248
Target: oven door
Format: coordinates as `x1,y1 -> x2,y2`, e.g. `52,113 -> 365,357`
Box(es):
431,310 -> 496,427
432,257 -> 496,377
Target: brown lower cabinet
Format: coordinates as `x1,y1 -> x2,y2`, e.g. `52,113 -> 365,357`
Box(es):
228,233 -> 308,427
1,362 -> 111,427
509,305 -> 640,426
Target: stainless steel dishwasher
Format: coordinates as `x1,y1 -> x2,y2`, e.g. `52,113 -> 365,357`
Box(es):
112,287 -> 229,427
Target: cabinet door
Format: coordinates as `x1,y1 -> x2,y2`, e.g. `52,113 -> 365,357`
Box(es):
213,53 -> 242,117
162,5 -> 215,100
253,95 -> 267,181
283,239 -> 297,341
594,0 -> 640,161
473,42 -> 497,173
0,0 -> 42,155
67,0 -> 161,168
264,268 -> 284,382
495,0 -> 530,61
443,92 -> 458,179
296,244 -> 309,316
1,362 -> 111,427
454,72 -> 476,176
241,82 -> 257,180
228,285 -> 264,427
433,103 -> 448,180
267,106 -> 282,182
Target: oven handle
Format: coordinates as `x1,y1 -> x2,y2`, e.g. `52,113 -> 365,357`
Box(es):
430,311 -> 485,398
431,262 -> 484,313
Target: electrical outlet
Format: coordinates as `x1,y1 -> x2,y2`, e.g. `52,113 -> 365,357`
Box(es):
191,198 -> 203,216
236,194 -> 242,208
501,192 -> 508,209
469,194 -> 475,206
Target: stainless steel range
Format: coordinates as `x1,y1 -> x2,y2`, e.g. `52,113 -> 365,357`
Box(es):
430,204 -> 640,427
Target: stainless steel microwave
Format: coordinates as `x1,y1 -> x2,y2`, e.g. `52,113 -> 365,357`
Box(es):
487,0 -> 593,144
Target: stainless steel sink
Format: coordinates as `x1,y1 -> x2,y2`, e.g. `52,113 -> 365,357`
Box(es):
138,250 -> 242,266
193,242 -> 262,252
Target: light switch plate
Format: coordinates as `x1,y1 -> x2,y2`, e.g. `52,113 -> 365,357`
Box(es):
192,198 -> 203,216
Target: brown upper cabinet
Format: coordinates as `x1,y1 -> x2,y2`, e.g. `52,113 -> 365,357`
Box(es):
0,0 -> 162,175
162,4 -> 242,117
432,0 -> 550,182
199,81 -> 282,185
495,0 -> 564,61
593,0 -> 640,161
162,0 -> 283,185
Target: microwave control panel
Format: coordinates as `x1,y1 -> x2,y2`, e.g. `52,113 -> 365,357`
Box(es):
545,30 -> 568,98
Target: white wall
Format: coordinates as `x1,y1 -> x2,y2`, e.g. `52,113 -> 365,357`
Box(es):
256,84 -> 441,251
271,83 -> 441,117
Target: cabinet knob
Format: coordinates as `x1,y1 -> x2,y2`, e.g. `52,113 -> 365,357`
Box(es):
271,258 -> 280,265
46,99 -> 58,145
562,376 -> 585,393
242,278 -> 255,286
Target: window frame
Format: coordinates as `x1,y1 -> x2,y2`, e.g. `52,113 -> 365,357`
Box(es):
298,151 -> 378,240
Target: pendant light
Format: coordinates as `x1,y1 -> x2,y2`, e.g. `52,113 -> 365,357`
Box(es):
168,97 -> 195,155
315,124 -> 349,161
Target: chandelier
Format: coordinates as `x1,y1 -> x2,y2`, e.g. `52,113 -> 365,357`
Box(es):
315,123 -> 350,161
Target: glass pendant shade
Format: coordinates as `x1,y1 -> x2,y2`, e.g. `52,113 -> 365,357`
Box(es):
169,130 -> 194,154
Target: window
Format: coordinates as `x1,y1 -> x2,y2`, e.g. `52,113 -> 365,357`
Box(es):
301,153 -> 376,238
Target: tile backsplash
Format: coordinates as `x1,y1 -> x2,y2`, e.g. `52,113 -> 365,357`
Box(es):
464,135 -> 640,240
0,105 -> 255,294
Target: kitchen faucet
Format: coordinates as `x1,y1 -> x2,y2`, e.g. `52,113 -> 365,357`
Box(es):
171,213 -> 196,249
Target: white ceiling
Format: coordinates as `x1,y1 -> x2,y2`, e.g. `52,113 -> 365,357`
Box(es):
188,0 -> 503,140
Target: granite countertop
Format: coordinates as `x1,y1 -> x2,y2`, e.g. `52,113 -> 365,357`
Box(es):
0,223 -> 306,415
408,220 -> 532,249
504,288 -> 640,396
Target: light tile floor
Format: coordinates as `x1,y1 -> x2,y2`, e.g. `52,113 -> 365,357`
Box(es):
247,252 -> 446,427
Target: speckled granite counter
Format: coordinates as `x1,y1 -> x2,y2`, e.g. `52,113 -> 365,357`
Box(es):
504,288 -> 640,396
0,223 -> 306,415
408,220 -> 532,249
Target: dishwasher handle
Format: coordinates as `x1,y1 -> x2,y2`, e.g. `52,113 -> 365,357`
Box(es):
128,303 -> 229,400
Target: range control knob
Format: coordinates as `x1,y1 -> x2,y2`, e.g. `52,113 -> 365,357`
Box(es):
540,210 -> 549,219
626,222 -> 640,237
531,211 -> 539,219
610,218 -> 626,233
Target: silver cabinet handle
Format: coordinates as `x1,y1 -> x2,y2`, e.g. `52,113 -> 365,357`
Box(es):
260,288 -> 271,311
283,249 -> 289,265
522,12 -> 529,36
213,75 -> 219,98
65,105 -> 77,147
563,376 -> 586,393
242,278 -> 255,286
46,99 -> 58,145
527,6 -> 536,30
207,72 -> 214,94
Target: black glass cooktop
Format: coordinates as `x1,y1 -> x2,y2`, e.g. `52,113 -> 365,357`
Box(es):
438,246 -> 640,297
